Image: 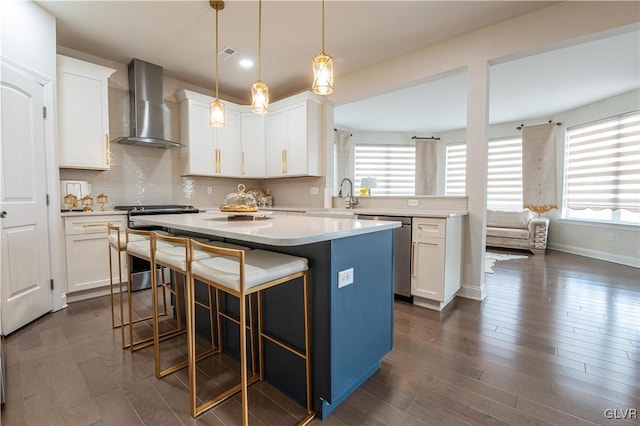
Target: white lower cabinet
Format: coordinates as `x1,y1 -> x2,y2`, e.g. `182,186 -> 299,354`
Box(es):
411,216 -> 462,311
63,214 -> 126,294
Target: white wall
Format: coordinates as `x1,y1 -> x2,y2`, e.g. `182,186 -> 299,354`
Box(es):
1,0 -> 66,311
331,2 -> 640,299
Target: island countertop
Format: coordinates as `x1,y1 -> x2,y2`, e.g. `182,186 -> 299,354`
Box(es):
132,212 -> 400,246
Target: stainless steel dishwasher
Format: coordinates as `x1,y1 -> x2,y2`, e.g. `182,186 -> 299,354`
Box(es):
357,214 -> 412,299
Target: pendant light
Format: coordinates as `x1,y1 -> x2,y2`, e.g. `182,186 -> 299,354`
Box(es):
251,0 -> 269,113
209,1 -> 225,127
312,0 -> 334,95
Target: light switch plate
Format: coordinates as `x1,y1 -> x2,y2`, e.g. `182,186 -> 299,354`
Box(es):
310,186 -> 319,195
338,268 -> 354,288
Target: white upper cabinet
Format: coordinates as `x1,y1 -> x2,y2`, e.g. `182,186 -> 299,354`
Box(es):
265,93 -> 323,177
177,89 -> 324,178
241,113 -> 266,177
57,55 -> 116,170
176,89 -> 242,177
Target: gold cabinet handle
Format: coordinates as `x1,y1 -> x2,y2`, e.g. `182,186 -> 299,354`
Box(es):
283,149 -> 288,174
105,134 -> 110,166
281,149 -> 285,174
83,222 -> 112,228
242,152 -> 245,176
214,148 -> 220,173
411,242 -> 417,278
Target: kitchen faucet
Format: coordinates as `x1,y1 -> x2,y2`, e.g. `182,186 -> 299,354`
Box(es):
338,178 -> 359,209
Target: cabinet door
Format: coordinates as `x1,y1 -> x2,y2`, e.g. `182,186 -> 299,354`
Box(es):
411,238 -> 445,301
285,102 -> 308,176
185,101 -> 215,175
57,56 -> 115,170
265,109 -> 286,177
241,113 -> 266,177
216,108 -> 242,176
64,215 -> 126,293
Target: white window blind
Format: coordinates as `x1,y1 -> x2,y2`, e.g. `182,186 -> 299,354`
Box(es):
565,112 -> 640,214
487,137 -> 523,209
445,143 -> 466,195
354,145 -> 415,195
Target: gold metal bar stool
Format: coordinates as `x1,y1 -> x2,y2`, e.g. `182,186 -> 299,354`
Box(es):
150,232 -> 221,378
187,240 -> 315,425
107,224 -> 126,331
124,228 -> 173,352
107,224 -> 150,348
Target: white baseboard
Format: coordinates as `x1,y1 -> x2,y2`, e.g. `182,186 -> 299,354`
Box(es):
66,284 -> 129,304
548,243 -> 639,268
457,285 -> 486,301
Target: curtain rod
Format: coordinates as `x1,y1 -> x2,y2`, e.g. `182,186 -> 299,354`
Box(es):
334,128 -> 353,137
411,136 -> 440,140
516,121 -> 562,131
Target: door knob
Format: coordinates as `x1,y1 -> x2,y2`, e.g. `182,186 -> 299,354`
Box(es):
0,211 -> 6,218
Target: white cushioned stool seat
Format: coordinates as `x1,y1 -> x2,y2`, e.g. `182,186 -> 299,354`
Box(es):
191,249 -> 308,292
127,239 -> 173,258
109,232 -> 146,249
154,239 -> 249,272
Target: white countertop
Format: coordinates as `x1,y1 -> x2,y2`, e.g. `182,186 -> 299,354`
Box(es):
61,210 -> 127,217
133,212 -> 400,246
260,206 -> 467,218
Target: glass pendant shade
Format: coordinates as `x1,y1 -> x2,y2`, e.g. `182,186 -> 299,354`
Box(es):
209,99 -> 225,127
312,53 -> 334,95
251,80 -> 269,114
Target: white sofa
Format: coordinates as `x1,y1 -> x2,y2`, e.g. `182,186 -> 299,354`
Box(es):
486,209 -> 550,255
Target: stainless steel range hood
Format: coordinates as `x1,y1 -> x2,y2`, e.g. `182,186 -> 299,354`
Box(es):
112,59 -> 181,148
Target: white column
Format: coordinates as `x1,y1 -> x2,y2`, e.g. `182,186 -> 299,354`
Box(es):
459,60 -> 489,300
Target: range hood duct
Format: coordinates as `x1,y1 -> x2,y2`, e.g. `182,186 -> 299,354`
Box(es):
112,59 -> 181,148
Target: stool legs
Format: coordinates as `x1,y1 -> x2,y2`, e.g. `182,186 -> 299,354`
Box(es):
257,272 -> 315,425
107,229 -> 125,330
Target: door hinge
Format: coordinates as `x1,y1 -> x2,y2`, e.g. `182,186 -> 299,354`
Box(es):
50,279 -> 54,290
43,106 -> 47,119
46,194 -> 50,206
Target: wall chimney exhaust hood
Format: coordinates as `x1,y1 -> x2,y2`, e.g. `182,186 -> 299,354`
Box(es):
112,59 -> 182,148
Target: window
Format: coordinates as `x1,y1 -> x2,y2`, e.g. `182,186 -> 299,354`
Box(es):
564,111 -> 640,225
487,137 -> 523,209
445,143 -> 466,195
354,145 -> 415,195
443,138 -> 524,207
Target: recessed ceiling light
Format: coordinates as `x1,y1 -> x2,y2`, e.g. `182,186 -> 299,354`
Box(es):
239,59 -> 254,68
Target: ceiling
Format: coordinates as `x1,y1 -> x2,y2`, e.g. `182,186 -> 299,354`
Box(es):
335,29 -> 640,133
36,1 -> 639,134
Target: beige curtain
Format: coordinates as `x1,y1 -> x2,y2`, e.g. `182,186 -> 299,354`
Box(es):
415,138 -> 438,195
522,123 -> 557,213
334,130 -> 351,193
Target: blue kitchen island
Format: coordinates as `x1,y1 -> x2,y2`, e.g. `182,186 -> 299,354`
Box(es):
134,212 -> 399,419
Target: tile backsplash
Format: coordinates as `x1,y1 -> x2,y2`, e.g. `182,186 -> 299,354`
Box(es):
59,86 -> 327,210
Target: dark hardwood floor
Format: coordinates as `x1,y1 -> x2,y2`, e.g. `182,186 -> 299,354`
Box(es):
2,249 -> 639,425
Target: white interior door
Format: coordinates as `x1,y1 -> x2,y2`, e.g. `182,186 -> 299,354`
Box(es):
1,63 -> 52,335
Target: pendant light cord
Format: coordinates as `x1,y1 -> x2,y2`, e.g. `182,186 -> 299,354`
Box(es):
321,0 -> 325,54
215,7 -> 219,99
258,0 -> 262,82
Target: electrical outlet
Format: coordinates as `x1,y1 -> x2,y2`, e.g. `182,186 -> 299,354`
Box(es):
608,233 -> 615,242
338,268 -> 354,288
408,199 -> 419,207
310,186 -> 319,195
206,186 -> 213,195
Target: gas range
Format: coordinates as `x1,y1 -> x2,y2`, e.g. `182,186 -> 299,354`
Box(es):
114,204 -> 199,228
